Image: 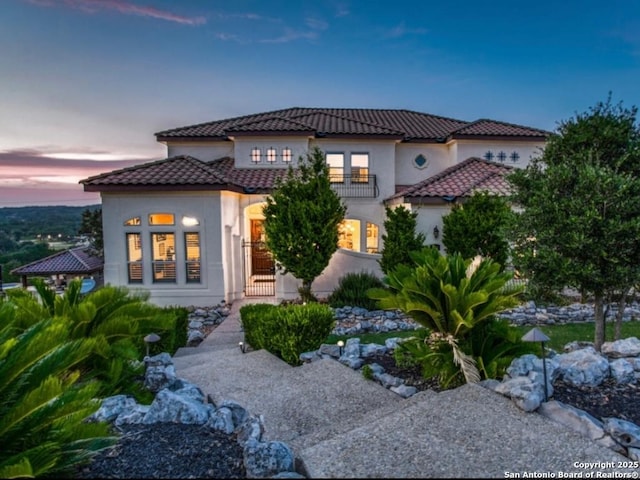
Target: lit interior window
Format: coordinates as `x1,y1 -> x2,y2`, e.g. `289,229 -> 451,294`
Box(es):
124,216 -> 141,226
366,222 -> 379,253
267,147 -> 277,163
338,219 -> 360,251
151,232 -> 176,282
351,153 -> 369,183
282,147 -> 292,163
251,147 -> 261,163
182,216 -> 200,227
126,233 -> 143,283
327,153 -> 344,183
185,232 -> 201,283
149,213 -> 174,225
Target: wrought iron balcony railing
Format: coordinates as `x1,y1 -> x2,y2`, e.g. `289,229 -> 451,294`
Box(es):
329,174 -> 378,198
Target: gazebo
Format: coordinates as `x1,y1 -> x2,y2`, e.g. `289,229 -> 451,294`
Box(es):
10,246 -> 103,291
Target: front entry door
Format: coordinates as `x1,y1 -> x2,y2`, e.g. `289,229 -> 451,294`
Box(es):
250,220 -> 274,275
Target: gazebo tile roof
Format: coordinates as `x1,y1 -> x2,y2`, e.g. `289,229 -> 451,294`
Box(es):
11,247 -> 103,275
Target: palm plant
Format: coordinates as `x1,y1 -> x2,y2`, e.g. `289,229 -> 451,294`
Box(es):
368,248 -> 526,387
0,301 -> 114,478
6,279 -> 177,399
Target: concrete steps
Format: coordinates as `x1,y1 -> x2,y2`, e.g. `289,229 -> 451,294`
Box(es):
174,348 -> 628,478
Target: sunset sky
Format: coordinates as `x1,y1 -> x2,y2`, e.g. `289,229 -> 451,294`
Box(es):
1,0 -> 639,207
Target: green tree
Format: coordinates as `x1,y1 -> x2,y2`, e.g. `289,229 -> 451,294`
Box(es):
379,205 -> 426,275
79,208 -> 103,255
263,146 -> 346,302
442,191 -> 514,269
508,96 -> 640,350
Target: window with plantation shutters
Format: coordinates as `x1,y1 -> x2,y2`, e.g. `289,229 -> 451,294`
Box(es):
185,232 -> 201,283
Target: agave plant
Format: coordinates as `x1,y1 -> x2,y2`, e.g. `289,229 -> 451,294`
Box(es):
0,300 -> 114,478
369,247 -> 525,386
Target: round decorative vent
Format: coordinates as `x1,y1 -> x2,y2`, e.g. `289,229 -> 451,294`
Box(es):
414,154 -> 428,169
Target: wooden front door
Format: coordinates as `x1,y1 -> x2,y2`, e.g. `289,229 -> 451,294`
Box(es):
250,220 -> 274,275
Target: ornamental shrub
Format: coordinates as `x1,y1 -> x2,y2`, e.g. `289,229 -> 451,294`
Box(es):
327,271 -> 386,310
240,303 -> 335,365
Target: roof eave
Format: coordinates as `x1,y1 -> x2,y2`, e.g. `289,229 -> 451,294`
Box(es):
155,135 -> 231,143
448,134 -> 548,142
83,184 -> 238,193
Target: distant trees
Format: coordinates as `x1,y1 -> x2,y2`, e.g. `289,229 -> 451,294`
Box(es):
79,208 -> 103,255
509,96 -> 640,350
263,146 -> 346,302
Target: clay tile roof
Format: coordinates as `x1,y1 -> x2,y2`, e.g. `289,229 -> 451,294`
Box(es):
81,155 -> 290,193
11,247 -> 103,275
388,157 -> 514,202
81,155 -> 228,187
225,116 -> 315,134
450,119 -> 549,138
155,107 -> 547,142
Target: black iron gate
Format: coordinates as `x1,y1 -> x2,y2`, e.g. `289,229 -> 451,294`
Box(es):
242,239 -> 275,296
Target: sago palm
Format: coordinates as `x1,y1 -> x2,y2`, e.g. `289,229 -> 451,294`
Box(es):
369,248 -> 525,386
0,308 -> 114,478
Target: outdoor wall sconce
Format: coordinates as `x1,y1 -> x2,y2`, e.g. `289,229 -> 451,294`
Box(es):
337,340 -> 344,356
239,341 -> 245,354
143,333 -> 161,357
433,226 -> 440,239
522,327 -> 550,401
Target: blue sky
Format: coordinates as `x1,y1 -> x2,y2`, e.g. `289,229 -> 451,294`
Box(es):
1,0 -> 639,206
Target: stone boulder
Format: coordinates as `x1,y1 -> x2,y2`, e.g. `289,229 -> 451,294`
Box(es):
555,347 -> 610,387
602,337 -> 640,358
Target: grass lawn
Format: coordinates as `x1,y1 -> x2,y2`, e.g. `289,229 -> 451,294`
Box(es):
326,320 -> 640,353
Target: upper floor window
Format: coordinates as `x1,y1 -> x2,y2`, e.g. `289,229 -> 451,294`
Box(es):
124,216 -> 141,226
282,147 -> 292,163
496,151 -> 507,162
484,151 -> 494,161
267,147 -> 277,163
510,151 -> 520,163
351,153 -> 369,183
326,153 -> 344,183
149,213 -> 174,225
251,147 -> 261,163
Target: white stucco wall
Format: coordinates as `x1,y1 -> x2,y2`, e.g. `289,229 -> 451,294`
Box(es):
394,143 -> 453,187
310,249 -> 383,299
452,140 -> 545,168
101,192 -> 226,307
233,137 -> 310,168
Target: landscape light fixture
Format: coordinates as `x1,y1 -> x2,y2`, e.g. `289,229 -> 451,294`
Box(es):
337,340 -> 344,356
143,333 -> 161,357
522,327 -> 551,402
239,341 -> 245,354
433,226 -> 440,239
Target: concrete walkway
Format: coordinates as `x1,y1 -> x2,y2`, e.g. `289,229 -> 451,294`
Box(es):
173,300 -> 631,478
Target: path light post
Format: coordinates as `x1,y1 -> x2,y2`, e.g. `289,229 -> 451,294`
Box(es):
337,340 -> 344,357
143,333 -> 161,358
522,327 -> 551,402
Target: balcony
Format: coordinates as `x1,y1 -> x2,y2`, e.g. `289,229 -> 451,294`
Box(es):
329,174 -> 378,198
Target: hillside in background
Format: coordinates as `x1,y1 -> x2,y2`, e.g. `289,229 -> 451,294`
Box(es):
0,205 -> 100,242
0,205 -> 101,284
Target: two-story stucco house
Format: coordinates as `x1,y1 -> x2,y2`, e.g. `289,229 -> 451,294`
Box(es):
81,107 -> 548,307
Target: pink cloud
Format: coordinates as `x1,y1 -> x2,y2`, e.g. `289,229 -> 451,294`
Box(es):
0,148 -> 150,206
26,0 -> 206,26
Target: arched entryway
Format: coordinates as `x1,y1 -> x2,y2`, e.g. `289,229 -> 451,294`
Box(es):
242,203 -> 275,296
